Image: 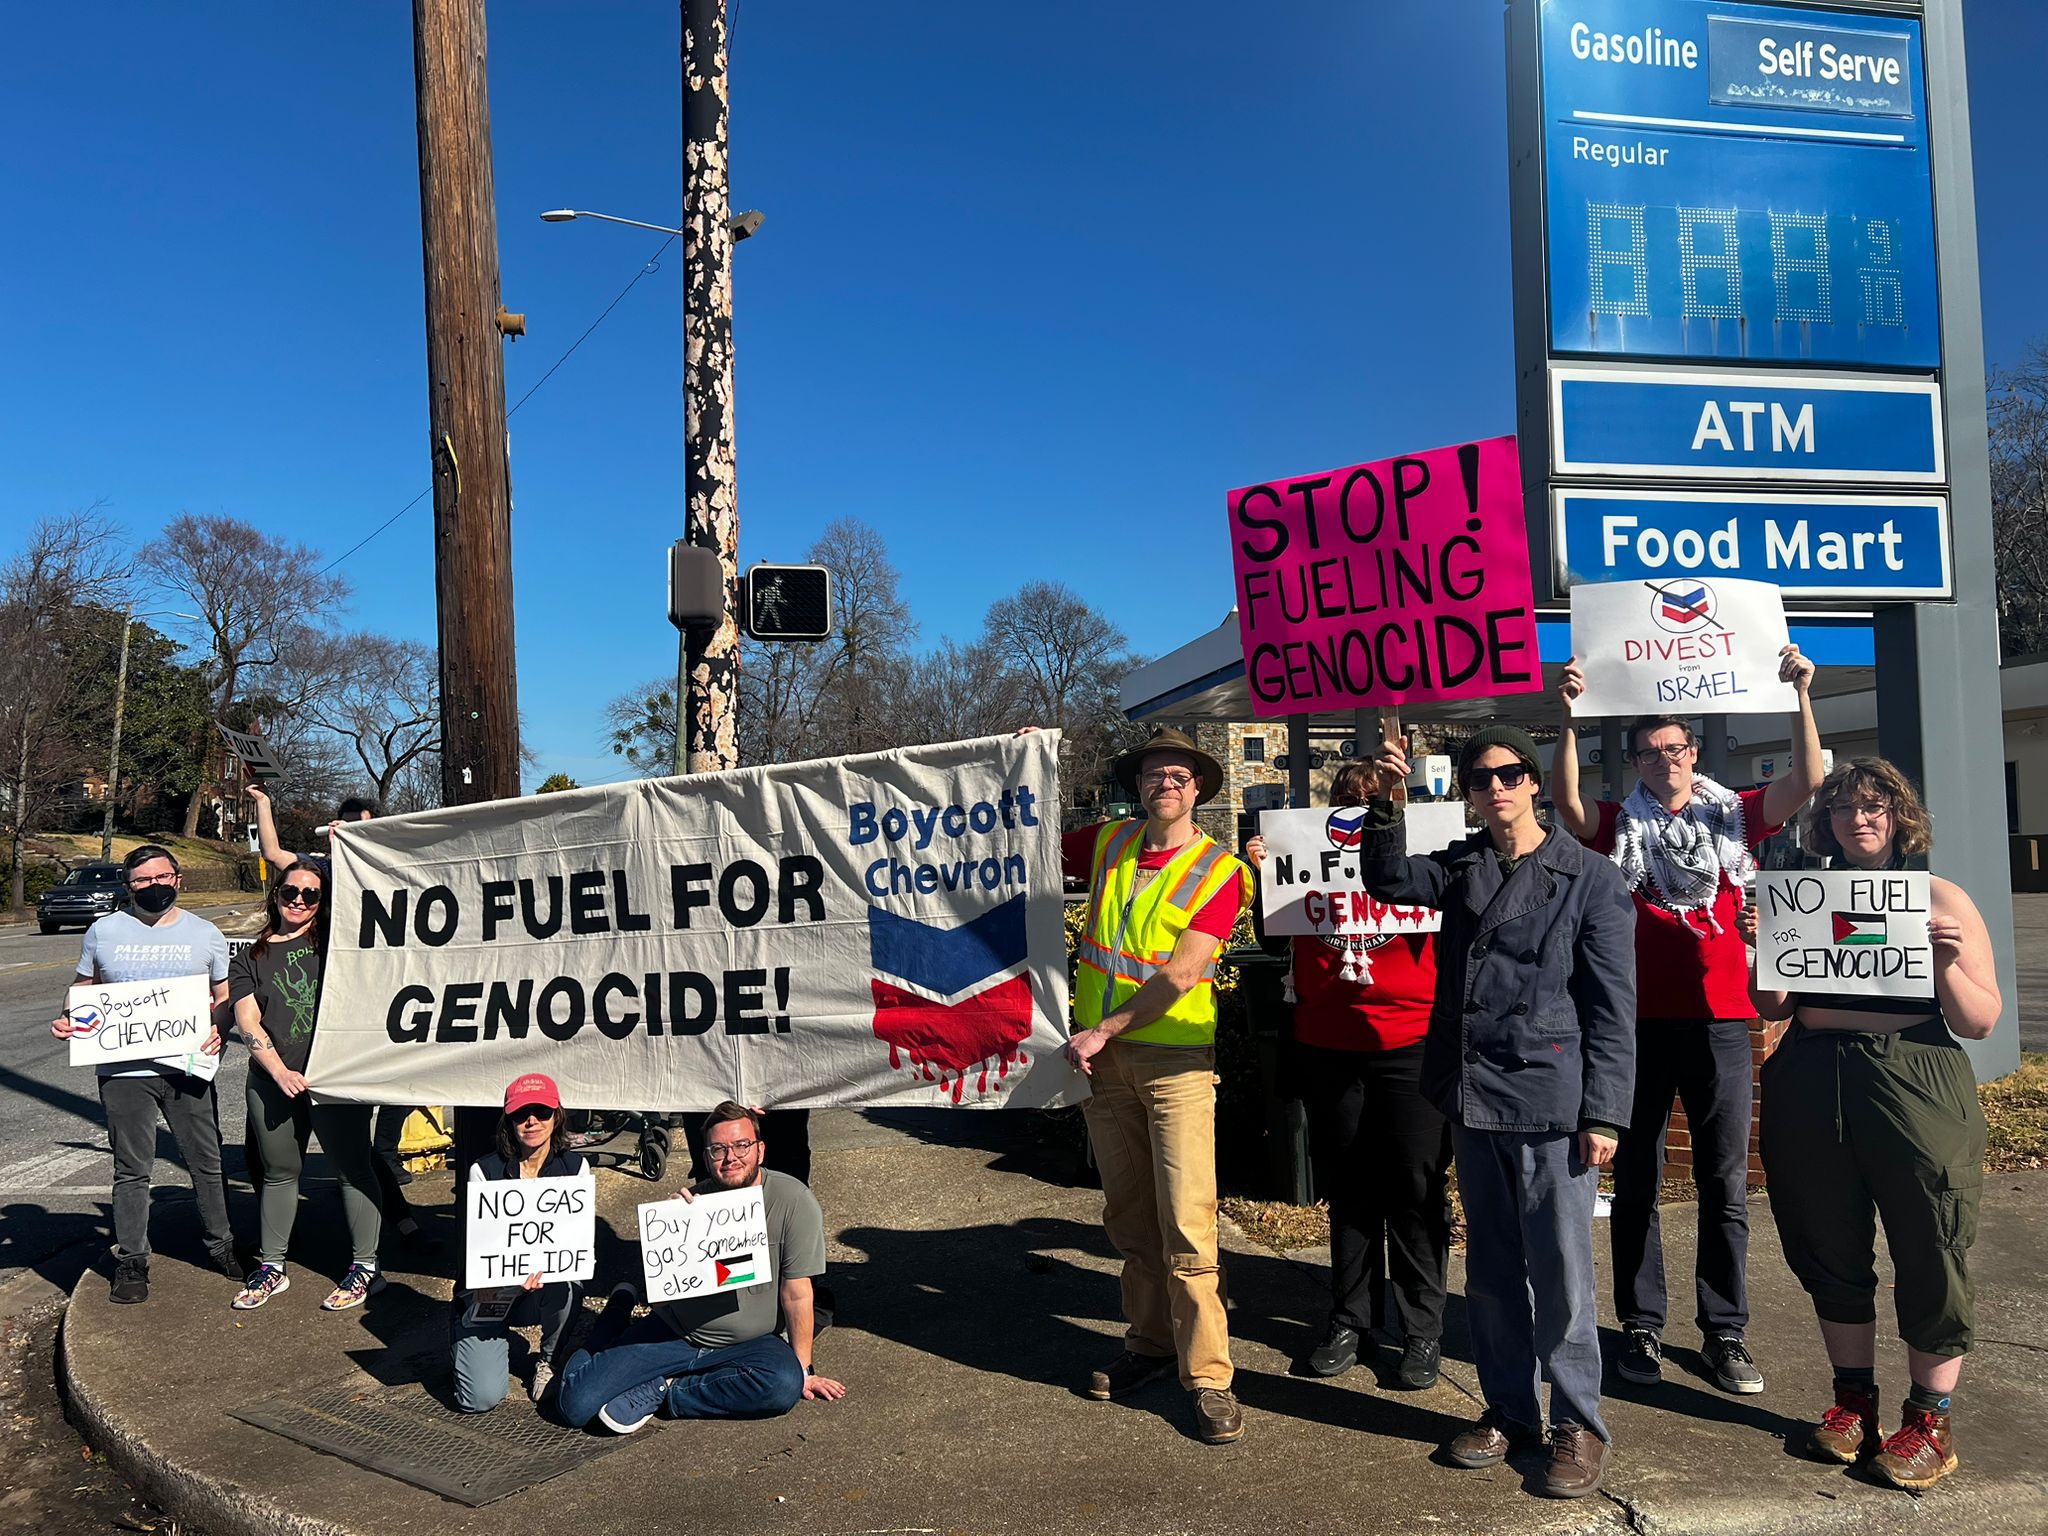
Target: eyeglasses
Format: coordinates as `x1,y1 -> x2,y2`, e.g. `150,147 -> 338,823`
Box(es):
1830,798 -> 1893,823
128,872 -> 178,888
1465,765 -> 1532,792
510,1105 -> 556,1122
1631,744 -> 1694,765
279,887 -> 323,907
1139,770 -> 1196,790
706,1139 -> 760,1162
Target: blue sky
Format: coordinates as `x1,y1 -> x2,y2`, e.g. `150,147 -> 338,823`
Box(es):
5,1 -> 2044,789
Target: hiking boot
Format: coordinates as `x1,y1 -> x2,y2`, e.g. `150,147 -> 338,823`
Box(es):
1306,1321 -> 1361,1378
1616,1326 -> 1662,1385
1086,1350 -> 1174,1401
1540,1423 -> 1610,1499
1808,1383 -> 1881,1464
1444,1407 -> 1541,1469
596,1374 -> 668,1434
232,1264 -> 291,1311
321,1263 -> 385,1312
1703,1335 -> 1764,1395
110,1254 -> 149,1305
1191,1387 -> 1244,1444
1396,1337 -> 1441,1391
1872,1406 -> 1958,1491
529,1357 -> 555,1404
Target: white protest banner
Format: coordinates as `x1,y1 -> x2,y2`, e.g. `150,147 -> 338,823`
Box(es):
305,732 -> 1079,1110
67,975 -> 213,1068
639,1186 -> 772,1302
463,1172 -> 597,1290
216,723 -> 285,783
1257,801 -> 1468,938
1755,869 -> 1934,999
1569,577 -> 1797,718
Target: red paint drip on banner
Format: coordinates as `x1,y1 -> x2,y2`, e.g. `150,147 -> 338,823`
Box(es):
870,974 -> 1034,1101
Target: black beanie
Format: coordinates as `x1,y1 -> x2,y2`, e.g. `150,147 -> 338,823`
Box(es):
1457,725 -> 1543,788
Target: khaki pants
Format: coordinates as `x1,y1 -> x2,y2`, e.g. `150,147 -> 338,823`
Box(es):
1082,1039 -> 1232,1390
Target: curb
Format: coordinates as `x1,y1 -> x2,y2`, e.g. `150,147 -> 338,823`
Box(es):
58,1277 -> 359,1536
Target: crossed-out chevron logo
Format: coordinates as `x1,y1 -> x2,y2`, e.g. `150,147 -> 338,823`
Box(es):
1650,579 -> 1717,634
714,1251 -> 756,1288
1832,911 -> 1888,946
1326,806 -> 1367,851
68,1004 -> 101,1039
868,895 -> 1034,1103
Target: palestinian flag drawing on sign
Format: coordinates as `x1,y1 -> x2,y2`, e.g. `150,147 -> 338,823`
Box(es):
1832,912 -> 1888,946
714,1252 -> 756,1288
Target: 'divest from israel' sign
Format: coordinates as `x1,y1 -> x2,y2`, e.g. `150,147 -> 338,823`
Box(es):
1554,488 -> 1951,598
303,733 -> 1080,1112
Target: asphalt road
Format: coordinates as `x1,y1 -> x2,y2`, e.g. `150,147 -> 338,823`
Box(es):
0,900 -> 263,1289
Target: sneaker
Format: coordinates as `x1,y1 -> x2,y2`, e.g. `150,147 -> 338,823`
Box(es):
232,1264 -> 291,1311
110,1254 -> 149,1306
596,1375 -> 668,1435
529,1358 -> 555,1403
1396,1337 -> 1441,1391
1872,1406 -> 1959,1491
1703,1335 -> 1765,1395
1087,1350 -> 1175,1400
1306,1321 -> 1361,1378
206,1242 -> 245,1280
321,1263 -> 385,1312
1191,1387 -> 1244,1445
1444,1406 -> 1541,1469
1540,1423 -> 1610,1499
1616,1326 -> 1663,1385
1808,1383 -> 1881,1464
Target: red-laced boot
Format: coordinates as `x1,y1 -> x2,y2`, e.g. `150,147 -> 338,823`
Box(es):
1872,1404 -> 1958,1491
1807,1383 -> 1881,1464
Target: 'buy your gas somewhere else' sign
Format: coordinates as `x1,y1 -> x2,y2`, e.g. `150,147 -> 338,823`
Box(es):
1755,870 -> 1933,1000
1228,436 -> 1543,715
67,975 -> 213,1068
639,1185 -> 773,1302
1568,576 -> 1797,717
463,1172 -> 597,1291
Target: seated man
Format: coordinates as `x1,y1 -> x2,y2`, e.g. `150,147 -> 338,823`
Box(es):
557,1101 -> 846,1432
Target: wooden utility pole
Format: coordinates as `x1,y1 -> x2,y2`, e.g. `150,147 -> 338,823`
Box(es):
414,0 -> 521,809
680,0 -> 740,773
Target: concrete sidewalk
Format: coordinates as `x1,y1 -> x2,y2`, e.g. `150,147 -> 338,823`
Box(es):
62,1110 -> 2048,1536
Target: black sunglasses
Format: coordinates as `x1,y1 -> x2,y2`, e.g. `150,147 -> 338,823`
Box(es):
510,1104 -> 556,1122
279,886 -> 324,907
1464,765 -> 1533,793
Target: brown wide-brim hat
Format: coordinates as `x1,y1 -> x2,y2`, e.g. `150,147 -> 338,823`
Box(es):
1114,727 -> 1225,806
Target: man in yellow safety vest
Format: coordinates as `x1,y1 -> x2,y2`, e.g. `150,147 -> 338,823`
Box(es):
1062,726 -> 1253,1444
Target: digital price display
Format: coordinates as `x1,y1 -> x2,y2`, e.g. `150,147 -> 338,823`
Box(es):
1541,0 -> 1940,369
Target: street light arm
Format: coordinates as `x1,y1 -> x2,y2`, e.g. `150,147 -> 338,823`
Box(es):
538,209 -> 685,237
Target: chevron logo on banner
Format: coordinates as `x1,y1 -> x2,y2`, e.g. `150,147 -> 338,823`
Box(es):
868,896 -> 1033,1102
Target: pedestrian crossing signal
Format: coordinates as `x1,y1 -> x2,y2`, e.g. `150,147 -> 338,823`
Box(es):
745,564 -> 833,642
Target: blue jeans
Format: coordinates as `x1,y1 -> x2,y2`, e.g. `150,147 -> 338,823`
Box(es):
556,1312 -> 805,1428
1453,1125 -> 1607,1441
449,1283 -> 580,1412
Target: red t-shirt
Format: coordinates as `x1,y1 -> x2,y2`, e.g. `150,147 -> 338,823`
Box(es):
1290,931 -> 1436,1052
1062,826 -> 1242,942
1585,787 -> 1777,1020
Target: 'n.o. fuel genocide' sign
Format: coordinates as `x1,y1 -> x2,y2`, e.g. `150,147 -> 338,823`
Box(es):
1228,436 -> 1543,716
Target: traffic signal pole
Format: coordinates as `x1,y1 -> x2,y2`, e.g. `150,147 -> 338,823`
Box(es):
679,0 -> 740,774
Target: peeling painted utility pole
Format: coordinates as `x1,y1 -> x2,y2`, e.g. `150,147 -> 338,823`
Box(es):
679,0 -> 740,774
414,0 -> 522,812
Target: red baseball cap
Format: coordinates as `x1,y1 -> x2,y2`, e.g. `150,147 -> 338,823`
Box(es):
503,1073 -> 561,1115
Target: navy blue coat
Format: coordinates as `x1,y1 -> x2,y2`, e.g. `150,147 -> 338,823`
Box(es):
1358,811 -> 1636,1135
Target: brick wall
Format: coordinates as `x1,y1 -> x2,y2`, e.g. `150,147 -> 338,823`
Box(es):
1658,1016 -> 1792,1188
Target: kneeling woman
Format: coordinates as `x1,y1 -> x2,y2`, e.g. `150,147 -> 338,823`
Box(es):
1754,759 -> 2000,1490
451,1074 -> 589,1410
231,859 -> 385,1311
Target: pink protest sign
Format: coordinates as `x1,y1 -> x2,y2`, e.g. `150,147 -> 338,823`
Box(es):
1227,435 -> 1543,715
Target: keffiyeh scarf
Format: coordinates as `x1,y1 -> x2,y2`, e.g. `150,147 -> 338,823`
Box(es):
1609,774 -> 1752,936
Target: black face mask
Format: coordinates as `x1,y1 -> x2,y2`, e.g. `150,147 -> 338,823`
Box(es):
130,884 -> 177,915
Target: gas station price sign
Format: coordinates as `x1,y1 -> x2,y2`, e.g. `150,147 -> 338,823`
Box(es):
1541,0 -> 1940,369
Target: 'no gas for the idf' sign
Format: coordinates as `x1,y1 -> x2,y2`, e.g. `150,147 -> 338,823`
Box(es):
464,1173 -> 597,1290
1568,576 -> 1796,717
1755,870 -> 1933,999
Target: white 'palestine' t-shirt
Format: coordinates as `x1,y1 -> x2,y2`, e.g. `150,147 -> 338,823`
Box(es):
76,908 -> 230,1080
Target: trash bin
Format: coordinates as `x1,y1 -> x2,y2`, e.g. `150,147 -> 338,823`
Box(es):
1217,946 -> 1315,1206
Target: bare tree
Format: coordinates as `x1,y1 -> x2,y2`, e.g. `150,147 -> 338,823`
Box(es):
981,580 -> 1145,795
0,509 -> 129,906
141,514 -> 350,834
1991,339 -> 2048,658
805,518 -> 917,756
298,633 -> 441,807
879,638 -> 1027,748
